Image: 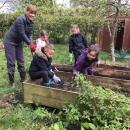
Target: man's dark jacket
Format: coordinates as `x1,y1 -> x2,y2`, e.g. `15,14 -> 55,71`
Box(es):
4,14 -> 33,45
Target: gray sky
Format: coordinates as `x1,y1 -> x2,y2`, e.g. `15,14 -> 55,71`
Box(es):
0,0 -> 130,13
55,0 -> 70,7
0,0 -> 71,13
0,0 -> 19,13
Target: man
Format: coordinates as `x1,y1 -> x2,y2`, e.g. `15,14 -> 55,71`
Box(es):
4,4 -> 37,85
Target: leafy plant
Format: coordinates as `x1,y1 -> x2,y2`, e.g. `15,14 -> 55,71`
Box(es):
115,50 -> 127,60
70,74 -> 130,129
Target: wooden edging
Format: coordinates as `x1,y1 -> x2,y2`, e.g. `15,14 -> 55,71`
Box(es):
23,81 -> 78,109
54,63 -> 130,71
23,69 -> 130,109
56,71 -> 130,94
54,64 -> 130,80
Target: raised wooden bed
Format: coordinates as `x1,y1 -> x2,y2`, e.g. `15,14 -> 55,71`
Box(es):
23,64 -> 130,109
23,79 -> 78,109
97,64 -> 130,71
54,64 -> 130,79
55,71 -> 130,94
54,63 -> 130,71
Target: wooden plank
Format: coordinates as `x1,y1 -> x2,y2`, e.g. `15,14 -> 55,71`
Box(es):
23,82 -> 78,101
97,27 -> 111,52
24,93 -> 68,109
55,71 -> 130,93
54,64 -> 72,72
87,75 -> 130,92
54,64 -> 130,79
97,64 -> 130,71
95,68 -> 130,79
23,70 -> 130,108
54,63 -> 130,71
23,82 -> 78,109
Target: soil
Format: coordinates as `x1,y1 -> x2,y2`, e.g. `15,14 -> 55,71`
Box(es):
0,95 -> 13,108
0,92 -> 22,108
27,79 -> 80,92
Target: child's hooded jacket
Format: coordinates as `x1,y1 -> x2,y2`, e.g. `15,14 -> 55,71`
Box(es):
73,47 -> 98,75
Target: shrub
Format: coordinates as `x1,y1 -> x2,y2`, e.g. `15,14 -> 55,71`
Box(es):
62,74 -> 130,129
0,6 -> 104,44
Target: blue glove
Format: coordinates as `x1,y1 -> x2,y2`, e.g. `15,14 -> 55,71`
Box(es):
43,79 -> 54,87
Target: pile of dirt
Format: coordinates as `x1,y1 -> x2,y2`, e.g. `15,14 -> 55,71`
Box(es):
0,95 -> 12,108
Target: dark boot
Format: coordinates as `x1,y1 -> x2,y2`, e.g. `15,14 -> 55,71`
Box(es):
8,73 -> 14,85
20,72 -> 26,82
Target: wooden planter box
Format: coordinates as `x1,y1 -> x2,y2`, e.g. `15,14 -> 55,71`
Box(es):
23,64 -> 130,109
23,80 -> 78,109
54,64 -> 130,79
56,71 -> 130,94
54,63 -> 130,71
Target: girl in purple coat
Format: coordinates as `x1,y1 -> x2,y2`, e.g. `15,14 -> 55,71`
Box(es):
73,45 -> 100,76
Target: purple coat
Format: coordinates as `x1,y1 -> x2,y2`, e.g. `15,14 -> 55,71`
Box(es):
73,48 -> 98,75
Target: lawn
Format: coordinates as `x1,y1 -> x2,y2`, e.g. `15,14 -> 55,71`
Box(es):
0,44 -> 130,130
0,43 -> 130,95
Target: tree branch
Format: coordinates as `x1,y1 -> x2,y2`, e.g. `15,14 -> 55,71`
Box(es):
0,0 -> 8,10
107,2 -> 119,14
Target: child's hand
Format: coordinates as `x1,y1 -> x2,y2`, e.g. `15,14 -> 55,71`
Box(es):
72,73 -> 77,80
69,53 -> 73,63
54,67 -> 59,72
53,74 -> 61,83
72,75 -> 75,80
92,69 -> 99,76
96,60 -> 101,67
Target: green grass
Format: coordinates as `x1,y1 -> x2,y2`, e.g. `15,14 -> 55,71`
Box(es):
0,44 -> 130,130
0,44 -> 130,95
53,44 -> 71,64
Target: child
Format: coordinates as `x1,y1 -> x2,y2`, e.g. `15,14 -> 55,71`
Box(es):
69,24 -> 87,63
73,44 -> 100,76
29,44 -> 61,87
35,30 -> 49,57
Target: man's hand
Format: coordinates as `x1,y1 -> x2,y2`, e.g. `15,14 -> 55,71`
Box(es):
28,43 -> 36,52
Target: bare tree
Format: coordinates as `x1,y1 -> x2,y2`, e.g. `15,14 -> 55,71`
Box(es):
106,0 -> 130,62
75,0 -> 129,62
0,0 -> 19,13
107,1 -> 121,62
0,0 -> 8,10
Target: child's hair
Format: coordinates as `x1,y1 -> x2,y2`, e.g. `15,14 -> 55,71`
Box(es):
70,24 -> 79,29
41,43 -> 55,53
40,30 -> 48,36
70,24 -> 80,34
26,4 -> 37,14
88,44 -> 100,57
